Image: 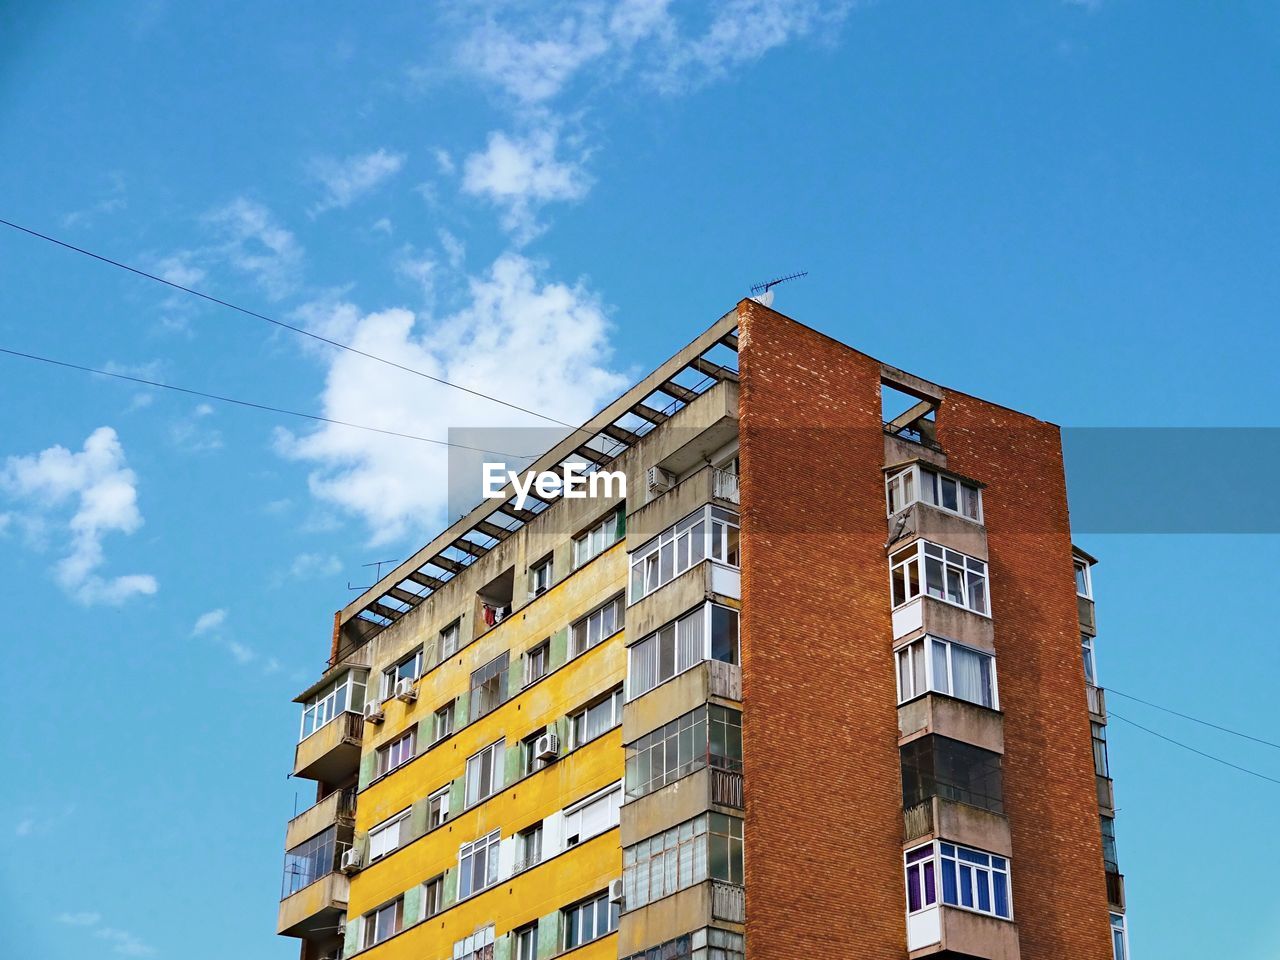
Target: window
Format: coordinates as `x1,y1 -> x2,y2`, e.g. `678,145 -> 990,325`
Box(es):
622,813 -> 743,910
367,809 -> 410,861
428,786 -> 450,829
381,648 -> 423,699
422,873 -> 445,919
515,922 -> 539,960
1101,816 -> 1118,872
458,830 -> 501,899
455,925 -> 495,960
433,701 -> 455,742
299,671 -> 366,740
1081,634 -> 1097,686
469,652 -> 510,721
572,687 -> 623,747
571,595 -> 624,656
622,929 -> 745,960
563,891 -> 619,950
516,821 -> 543,871
375,729 -> 416,778
465,740 -> 505,806
1110,913 -> 1128,960
564,782 -> 622,847
900,735 -> 1004,814
573,508 -> 624,569
281,826 -> 339,898
890,541 -> 988,615
525,639 -> 550,685
531,557 -> 553,597
896,636 -> 997,709
440,620 -> 460,658
522,729 -> 547,776
904,841 -> 1012,920
628,603 -> 740,700
886,464 -> 982,521
362,896 -> 404,948
1075,558 -> 1092,598
1092,722 -> 1110,778
629,506 -> 740,602
625,704 -> 742,800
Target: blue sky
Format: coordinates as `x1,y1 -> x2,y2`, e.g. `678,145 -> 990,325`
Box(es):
2,1 -> 1278,957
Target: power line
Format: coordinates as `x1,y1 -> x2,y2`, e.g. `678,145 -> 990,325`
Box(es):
0,217 -> 580,430
0,346 -> 530,457
1109,711 -> 1280,787
1108,688 -> 1280,751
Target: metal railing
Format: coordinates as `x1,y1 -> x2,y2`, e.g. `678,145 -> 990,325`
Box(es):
711,882 -> 746,923
710,769 -> 744,809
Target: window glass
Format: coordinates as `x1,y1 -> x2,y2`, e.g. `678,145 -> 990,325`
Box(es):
571,596 -> 624,656
896,636 -> 996,709
573,509 -> 623,569
573,688 -> 623,746
630,506 -> 740,602
901,735 -> 1004,813
469,652 -> 510,721
376,730 -> 416,777
458,831 -> 501,899
465,740 -> 505,806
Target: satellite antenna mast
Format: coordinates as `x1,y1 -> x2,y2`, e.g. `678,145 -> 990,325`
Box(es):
749,270 -> 808,308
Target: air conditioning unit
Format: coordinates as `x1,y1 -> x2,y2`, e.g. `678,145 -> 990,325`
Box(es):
394,677 -> 417,703
646,465 -> 675,493
534,732 -> 560,761
608,879 -> 625,905
340,848 -> 363,875
363,700 -> 385,723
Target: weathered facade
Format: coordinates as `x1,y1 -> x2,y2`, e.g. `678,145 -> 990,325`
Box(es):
275,301 -> 1129,960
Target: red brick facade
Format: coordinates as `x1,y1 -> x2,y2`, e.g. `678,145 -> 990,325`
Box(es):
737,300 -> 1113,959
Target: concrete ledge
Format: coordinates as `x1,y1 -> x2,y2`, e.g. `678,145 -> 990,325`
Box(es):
903,797 -> 1012,857
277,871 -> 348,939
898,694 -> 1004,755
893,597 -> 995,651
623,661 -> 742,743
908,905 -> 1020,960
888,502 -> 988,560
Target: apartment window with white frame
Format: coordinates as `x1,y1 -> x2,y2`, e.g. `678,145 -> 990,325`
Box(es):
572,508 -> 624,569
469,651 -> 510,722
562,891 -> 619,950
362,896 -> 404,948
298,671 -> 366,741
563,782 -> 622,847
381,648 -> 423,699
428,785 -> 450,829
455,924 -> 495,960
515,922 -> 539,960
896,635 -> 998,709
1110,912 -> 1128,960
1092,722 -> 1110,778
367,809 -> 410,861
525,639 -> 550,685
628,603 -> 740,700
890,541 -> 989,615
457,831 -> 501,899
629,505 -> 740,602
433,701 -> 455,742
571,687 -> 623,747
571,595 -> 624,656
622,812 -> 743,910
465,740 -> 505,806
904,840 -> 1011,920
516,821 -> 543,871
530,556 -> 553,597
1075,558 -> 1092,598
422,873 -> 444,919
886,464 -> 982,521
375,729 -> 415,778
1082,634 -> 1097,686
440,620 -> 460,658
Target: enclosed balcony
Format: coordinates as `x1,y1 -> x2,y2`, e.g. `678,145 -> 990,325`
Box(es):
278,825 -> 351,940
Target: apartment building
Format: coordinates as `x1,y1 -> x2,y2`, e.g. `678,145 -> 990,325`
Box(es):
276,299 -> 1128,960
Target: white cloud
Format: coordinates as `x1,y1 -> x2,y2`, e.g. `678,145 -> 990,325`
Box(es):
56,912 -> 102,927
1,427 -> 158,605
191,608 -> 227,636
458,13 -> 611,104
308,148 -> 407,215
462,125 -> 591,243
61,172 -> 127,228
57,912 -> 154,957
170,403 -> 224,453
204,197 -> 304,300
279,253 -> 627,544
289,552 -> 343,579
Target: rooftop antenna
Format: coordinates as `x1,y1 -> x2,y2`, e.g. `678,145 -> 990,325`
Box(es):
749,270 -> 808,308
347,558 -> 399,592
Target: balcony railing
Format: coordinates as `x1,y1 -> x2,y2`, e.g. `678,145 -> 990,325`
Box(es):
1087,684 -> 1107,719
903,800 -> 935,841
293,711 -> 364,782
710,769 -> 744,809
712,468 -> 740,504
285,787 -> 357,851
1106,870 -> 1126,910
711,882 -> 745,923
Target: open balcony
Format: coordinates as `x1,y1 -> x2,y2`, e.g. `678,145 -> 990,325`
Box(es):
293,711 -> 364,782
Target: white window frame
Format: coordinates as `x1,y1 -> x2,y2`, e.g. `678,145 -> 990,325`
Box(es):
465,739 -> 506,807
422,873 -> 445,919
524,639 -> 550,686
298,670 -> 367,741
1110,912 -> 1128,960
1081,634 -> 1097,686
629,505 -> 740,603
886,463 -> 982,521
516,821 -> 544,871
1075,558 -> 1093,598
428,785 -> 450,829
563,781 -> 622,847
530,557 -> 553,597
362,896 -> 404,947
440,620 -> 460,658
895,635 -> 999,710
890,540 -> 989,616
627,602 -> 740,701
562,891 -> 618,950
454,923 -> 496,960
381,648 -> 423,699
904,840 -> 1013,921
457,830 -> 502,900
367,808 -> 410,862
570,595 -> 625,657
376,729 -> 416,778
515,922 -> 539,960
572,508 -> 623,569
571,688 -> 623,748
433,701 -> 455,743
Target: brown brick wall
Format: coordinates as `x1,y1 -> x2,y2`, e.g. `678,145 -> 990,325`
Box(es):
738,300 -> 908,958
737,299 -> 1114,959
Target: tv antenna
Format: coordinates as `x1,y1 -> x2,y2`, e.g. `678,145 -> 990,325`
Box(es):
749,270 -> 808,308
347,558 -> 399,592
